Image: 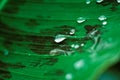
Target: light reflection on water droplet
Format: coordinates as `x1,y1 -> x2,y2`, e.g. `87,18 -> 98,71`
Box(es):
77,17 -> 86,23
96,0 -> 103,3
65,73 -> 73,80
74,60 -> 84,70
102,21 -> 107,25
70,29 -> 75,35
98,15 -> 107,21
86,0 -> 91,4
81,43 -> 85,47
54,34 -> 67,43
71,44 -> 79,49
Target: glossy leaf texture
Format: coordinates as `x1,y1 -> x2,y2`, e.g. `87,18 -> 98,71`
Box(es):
0,0 -> 120,80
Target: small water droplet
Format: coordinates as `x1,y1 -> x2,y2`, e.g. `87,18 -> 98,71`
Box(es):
70,29 -> 75,35
81,43 -> 85,47
49,48 -> 66,56
71,44 -> 79,49
65,73 -> 73,80
54,34 -> 67,43
117,0 -> 120,3
98,15 -> 107,21
96,0 -> 103,3
4,49 -> 9,55
74,60 -> 84,70
86,0 -> 91,4
77,17 -> 86,23
102,21 -> 107,25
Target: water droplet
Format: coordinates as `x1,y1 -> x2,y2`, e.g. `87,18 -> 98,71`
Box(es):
54,34 -> 67,43
98,15 -> 107,21
102,21 -> 107,25
70,29 -> 75,35
86,0 -> 91,4
49,48 -> 66,56
81,43 -> 85,47
77,17 -> 86,23
96,0 -> 103,3
74,60 -> 84,70
117,0 -> 120,3
65,73 -> 73,80
4,49 -> 9,55
71,44 -> 79,49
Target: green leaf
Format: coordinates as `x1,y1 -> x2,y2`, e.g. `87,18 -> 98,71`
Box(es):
0,0 -> 120,80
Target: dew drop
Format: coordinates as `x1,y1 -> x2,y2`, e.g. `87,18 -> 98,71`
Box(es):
81,43 -> 85,47
77,17 -> 86,23
74,60 -> 84,70
102,21 -> 107,25
71,44 -> 79,49
49,48 -> 66,56
54,34 -> 67,43
98,15 -> 107,21
70,29 -> 75,35
86,0 -> 91,4
96,0 -> 103,3
65,73 -> 73,80
117,0 -> 120,3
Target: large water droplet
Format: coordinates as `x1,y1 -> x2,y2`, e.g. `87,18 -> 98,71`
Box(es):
70,29 -> 75,35
49,48 -> 66,56
74,60 -> 84,70
54,34 -> 67,43
117,0 -> 120,3
65,73 -> 73,80
96,0 -> 103,3
86,0 -> 91,4
98,15 -> 107,21
77,17 -> 86,23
